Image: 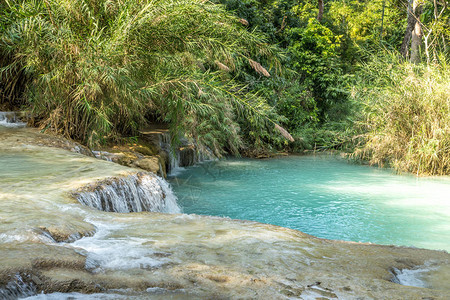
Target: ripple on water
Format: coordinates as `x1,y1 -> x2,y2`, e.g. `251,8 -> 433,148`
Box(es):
170,156 -> 450,251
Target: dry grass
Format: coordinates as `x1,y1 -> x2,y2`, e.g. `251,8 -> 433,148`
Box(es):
353,58 -> 450,175
249,59 -> 271,77
275,124 -> 295,142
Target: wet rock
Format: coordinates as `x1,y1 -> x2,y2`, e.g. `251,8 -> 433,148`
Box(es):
0,243 -> 87,286
179,146 -> 196,167
38,223 -> 96,243
114,152 -> 139,165
90,125 -> 215,176
31,255 -> 86,271
31,275 -> 43,285
93,150 -> 167,177
132,156 -> 161,174
132,144 -> 159,156
37,269 -> 103,294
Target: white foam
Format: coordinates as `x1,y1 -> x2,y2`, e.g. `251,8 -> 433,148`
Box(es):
0,231 -> 55,244
0,112 -> 27,128
391,266 -> 436,288
24,292 -> 129,299
0,274 -> 36,299
91,151 -> 114,162
75,173 -> 181,214
70,221 -> 167,272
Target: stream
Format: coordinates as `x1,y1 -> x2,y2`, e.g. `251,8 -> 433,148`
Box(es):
0,113 -> 449,299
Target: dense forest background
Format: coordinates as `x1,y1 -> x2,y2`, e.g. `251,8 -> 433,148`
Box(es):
1,0 -> 449,175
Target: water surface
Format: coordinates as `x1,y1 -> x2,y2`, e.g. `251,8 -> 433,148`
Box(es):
1,125 -> 449,298
170,155 -> 450,251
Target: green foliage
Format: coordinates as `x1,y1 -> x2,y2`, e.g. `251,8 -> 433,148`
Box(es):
328,0 -> 405,49
420,0 -> 450,63
214,0 -> 354,151
291,121 -> 356,152
352,53 -> 450,175
2,0 -> 447,163
287,18 -> 349,123
0,0 -> 282,154
213,0 -> 304,44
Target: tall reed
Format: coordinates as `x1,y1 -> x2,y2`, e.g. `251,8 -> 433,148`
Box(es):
353,53 -> 450,175
0,0 -> 281,153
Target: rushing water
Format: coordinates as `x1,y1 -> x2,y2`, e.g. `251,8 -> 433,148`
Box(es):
0,112 -> 26,128
169,155 -> 450,251
1,120 -> 449,299
75,173 -> 180,213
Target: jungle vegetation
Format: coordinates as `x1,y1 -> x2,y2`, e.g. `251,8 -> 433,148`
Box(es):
1,0 -> 449,175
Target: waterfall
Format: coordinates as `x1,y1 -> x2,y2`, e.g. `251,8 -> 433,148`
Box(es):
390,266 -> 432,288
0,274 -> 36,300
159,132 -> 216,175
74,172 -> 181,213
0,112 -> 27,128
91,150 -> 114,162
159,132 -> 181,174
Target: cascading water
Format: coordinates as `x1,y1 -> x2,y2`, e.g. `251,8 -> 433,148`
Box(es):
0,112 -> 27,128
1,122 -> 449,299
74,172 -> 181,213
0,274 -> 36,300
391,267 -> 428,288
158,132 -> 180,174
91,150 -> 114,162
159,132 -> 216,175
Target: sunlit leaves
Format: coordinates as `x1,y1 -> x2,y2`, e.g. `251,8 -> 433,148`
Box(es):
0,0 -> 280,152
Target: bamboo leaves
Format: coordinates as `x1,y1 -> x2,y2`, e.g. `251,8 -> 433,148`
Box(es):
1,0 -> 282,151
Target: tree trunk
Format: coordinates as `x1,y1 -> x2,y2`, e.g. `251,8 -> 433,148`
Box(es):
400,0 -> 423,62
317,0 -> 324,22
400,0 -> 416,57
410,2 -> 423,63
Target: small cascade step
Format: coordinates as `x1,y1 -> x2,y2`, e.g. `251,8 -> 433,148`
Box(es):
158,131 -> 216,175
390,266 -> 433,288
138,125 -> 217,175
0,274 -> 36,300
74,172 -> 180,213
0,112 -> 27,128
